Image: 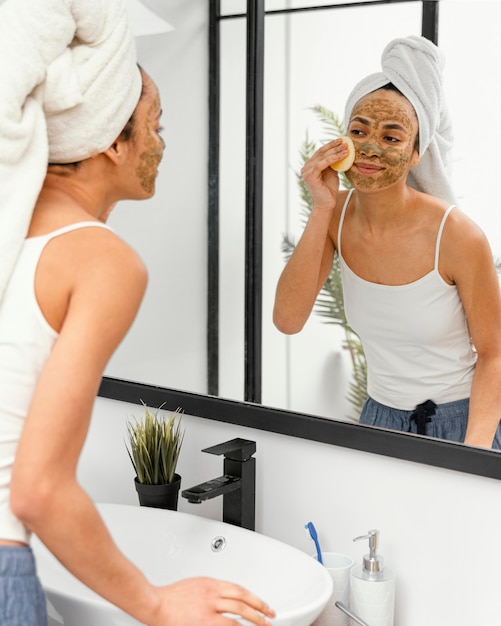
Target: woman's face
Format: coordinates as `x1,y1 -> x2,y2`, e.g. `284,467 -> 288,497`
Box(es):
123,71 -> 165,199
345,88 -> 419,192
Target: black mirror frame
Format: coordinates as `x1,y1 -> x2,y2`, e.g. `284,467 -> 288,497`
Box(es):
99,377 -> 501,480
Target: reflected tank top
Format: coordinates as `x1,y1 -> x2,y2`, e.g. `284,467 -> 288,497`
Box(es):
337,189 -> 476,410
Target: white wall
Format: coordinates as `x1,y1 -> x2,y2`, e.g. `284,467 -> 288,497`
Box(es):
80,397 -> 501,626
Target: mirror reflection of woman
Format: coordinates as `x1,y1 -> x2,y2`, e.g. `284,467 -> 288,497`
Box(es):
274,36 -> 501,450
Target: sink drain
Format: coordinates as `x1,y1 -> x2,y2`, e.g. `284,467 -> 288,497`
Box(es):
211,536 -> 226,552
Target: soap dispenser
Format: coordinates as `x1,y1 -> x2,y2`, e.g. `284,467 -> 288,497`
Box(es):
349,529 -> 395,626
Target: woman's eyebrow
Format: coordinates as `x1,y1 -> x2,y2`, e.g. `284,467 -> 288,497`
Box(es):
383,122 -> 407,132
351,116 -> 370,125
350,117 -> 408,134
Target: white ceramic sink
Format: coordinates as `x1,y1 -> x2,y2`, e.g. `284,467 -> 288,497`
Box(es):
32,503 -> 333,626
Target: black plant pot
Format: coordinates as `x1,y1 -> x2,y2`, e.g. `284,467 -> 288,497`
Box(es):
134,474 -> 181,510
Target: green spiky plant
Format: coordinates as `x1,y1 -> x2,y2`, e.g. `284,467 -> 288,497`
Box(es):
126,404 -> 184,485
282,105 -> 367,420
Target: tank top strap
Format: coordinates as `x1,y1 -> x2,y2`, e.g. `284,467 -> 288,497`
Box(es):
337,188 -> 355,258
434,205 -> 455,270
44,221 -> 112,240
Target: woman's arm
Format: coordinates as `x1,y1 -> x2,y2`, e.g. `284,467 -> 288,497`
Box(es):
273,139 -> 348,334
444,211 -> 501,448
10,231 -> 273,626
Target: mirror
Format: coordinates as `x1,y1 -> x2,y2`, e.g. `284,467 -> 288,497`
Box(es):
103,0 -> 210,394
100,0 -> 501,480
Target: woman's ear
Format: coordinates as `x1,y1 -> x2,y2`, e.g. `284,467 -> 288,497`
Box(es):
103,138 -> 128,165
409,130 -> 420,169
410,148 -> 420,169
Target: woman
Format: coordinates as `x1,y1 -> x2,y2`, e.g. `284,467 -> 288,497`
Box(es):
274,36 -> 501,449
0,1 -> 275,624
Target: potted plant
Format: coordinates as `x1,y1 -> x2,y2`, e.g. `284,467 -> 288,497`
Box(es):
126,404 -> 184,510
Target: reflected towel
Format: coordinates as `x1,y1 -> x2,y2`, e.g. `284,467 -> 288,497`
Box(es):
344,35 -> 455,204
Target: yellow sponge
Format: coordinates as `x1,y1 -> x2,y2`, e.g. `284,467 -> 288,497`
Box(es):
330,136 -> 355,172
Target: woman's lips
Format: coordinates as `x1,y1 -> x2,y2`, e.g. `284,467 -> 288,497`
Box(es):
354,162 -> 384,175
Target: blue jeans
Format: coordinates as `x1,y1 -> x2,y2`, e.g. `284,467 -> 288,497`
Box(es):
360,396 -> 501,448
0,546 -> 48,626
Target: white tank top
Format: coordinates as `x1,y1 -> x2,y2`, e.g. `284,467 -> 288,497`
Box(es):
337,189 -> 476,410
0,222 -> 110,543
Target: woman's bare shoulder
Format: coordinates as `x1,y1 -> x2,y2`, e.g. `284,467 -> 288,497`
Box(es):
436,198 -> 494,285
42,218 -> 142,261
36,222 -> 147,333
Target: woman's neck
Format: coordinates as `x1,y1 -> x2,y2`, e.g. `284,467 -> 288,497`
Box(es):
351,184 -> 419,233
28,170 -> 117,236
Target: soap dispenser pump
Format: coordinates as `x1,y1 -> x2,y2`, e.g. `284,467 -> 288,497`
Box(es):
349,530 -> 395,626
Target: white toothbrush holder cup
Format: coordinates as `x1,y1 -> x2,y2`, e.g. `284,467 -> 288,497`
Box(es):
312,552 -> 353,626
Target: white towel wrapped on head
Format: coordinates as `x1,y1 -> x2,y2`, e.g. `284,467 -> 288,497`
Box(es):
344,35 -> 455,204
0,0 -> 142,302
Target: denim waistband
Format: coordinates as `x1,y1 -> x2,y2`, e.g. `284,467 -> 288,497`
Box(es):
0,546 -> 37,577
366,396 -> 469,419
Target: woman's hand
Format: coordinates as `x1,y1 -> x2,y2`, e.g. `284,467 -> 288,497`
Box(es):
151,577 -> 276,626
273,141 -> 343,334
301,138 -> 348,212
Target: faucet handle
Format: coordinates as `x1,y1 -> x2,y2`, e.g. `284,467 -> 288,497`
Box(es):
202,438 -> 256,461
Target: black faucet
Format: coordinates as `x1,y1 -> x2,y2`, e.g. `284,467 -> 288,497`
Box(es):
181,438 -> 256,530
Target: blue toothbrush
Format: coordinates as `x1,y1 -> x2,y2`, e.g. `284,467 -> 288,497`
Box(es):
305,521 -> 323,564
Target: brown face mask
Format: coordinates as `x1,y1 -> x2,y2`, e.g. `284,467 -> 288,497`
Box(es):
345,90 -> 419,192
